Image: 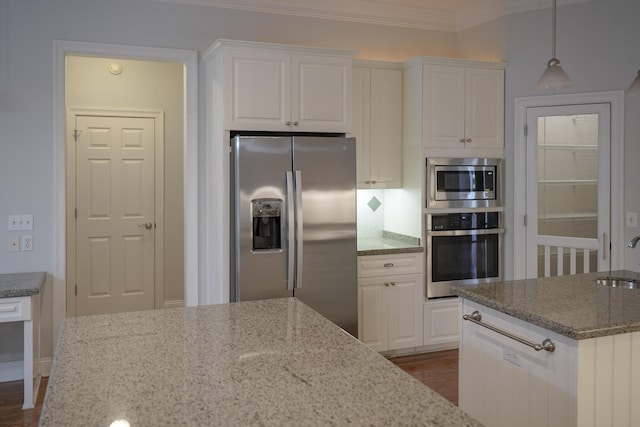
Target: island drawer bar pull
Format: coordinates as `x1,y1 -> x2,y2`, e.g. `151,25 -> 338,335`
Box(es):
463,311 -> 556,352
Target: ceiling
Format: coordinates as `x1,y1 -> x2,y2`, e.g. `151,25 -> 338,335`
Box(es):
152,0 -> 589,32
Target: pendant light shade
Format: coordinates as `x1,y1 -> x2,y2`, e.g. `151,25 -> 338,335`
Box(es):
536,0 -> 572,90
626,69 -> 640,96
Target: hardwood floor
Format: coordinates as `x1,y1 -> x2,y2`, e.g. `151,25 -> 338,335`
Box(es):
0,351 -> 458,426
0,377 -> 47,427
389,349 -> 459,406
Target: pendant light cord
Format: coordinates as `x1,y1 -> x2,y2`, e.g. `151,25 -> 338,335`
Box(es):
552,0 -> 557,59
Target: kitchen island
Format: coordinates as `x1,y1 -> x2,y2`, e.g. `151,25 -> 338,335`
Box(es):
453,271 -> 640,427
40,298 -> 479,426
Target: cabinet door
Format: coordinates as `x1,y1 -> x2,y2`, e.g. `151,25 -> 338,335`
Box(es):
224,49 -> 291,131
387,273 -> 423,350
292,54 -> 351,132
465,68 -> 504,149
358,278 -> 389,352
423,64 -> 465,148
369,68 -> 402,188
352,67 -> 372,187
423,298 -> 459,346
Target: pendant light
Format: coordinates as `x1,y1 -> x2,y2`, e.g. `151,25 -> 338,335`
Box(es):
536,0 -> 572,90
626,69 -> 640,96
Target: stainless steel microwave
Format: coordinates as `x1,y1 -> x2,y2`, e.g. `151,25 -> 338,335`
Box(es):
426,158 -> 503,209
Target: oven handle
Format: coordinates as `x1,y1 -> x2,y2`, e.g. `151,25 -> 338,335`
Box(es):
428,228 -> 504,237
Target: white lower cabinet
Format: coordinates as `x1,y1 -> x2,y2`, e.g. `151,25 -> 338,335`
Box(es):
423,298 -> 459,347
358,253 -> 424,352
459,298 -> 640,427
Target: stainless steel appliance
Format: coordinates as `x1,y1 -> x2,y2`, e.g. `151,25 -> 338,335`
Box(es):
426,211 -> 503,298
230,135 -> 357,336
426,157 -> 503,209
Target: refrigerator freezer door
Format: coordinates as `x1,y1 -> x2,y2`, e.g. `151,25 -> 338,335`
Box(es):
232,136 -> 293,301
292,136 -> 358,337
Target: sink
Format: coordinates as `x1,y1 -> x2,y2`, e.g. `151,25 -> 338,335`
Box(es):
596,277 -> 640,289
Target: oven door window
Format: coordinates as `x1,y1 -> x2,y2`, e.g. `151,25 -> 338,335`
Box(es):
431,234 -> 499,282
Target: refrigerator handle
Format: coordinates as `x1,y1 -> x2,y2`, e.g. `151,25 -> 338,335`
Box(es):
295,170 -> 304,289
286,171 -> 295,292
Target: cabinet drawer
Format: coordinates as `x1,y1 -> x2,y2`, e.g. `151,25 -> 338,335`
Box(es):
358,253 -> 423,277
0,297 -> 31,322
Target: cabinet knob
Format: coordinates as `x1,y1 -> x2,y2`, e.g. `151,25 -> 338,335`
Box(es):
371,180 -> 377,184
384,283 -> 390,287
286,121 -> 292,126
466,138 -> 472,143
383,263 -> 394,268
459,138 -> 465,143
293,121 -> 299,126
390,282 -> 396,286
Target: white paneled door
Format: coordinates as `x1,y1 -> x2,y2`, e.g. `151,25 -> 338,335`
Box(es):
74,115 -> 156,316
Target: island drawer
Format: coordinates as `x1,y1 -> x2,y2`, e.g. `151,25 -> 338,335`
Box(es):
0,296 -> 31,322
358,253 -> 423,277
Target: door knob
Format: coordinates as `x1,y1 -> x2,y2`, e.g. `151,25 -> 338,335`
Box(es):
139,223 -> 153,230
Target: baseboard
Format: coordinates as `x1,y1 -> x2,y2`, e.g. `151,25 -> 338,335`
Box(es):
0,357 -> 53,382
163,300 -> 184,309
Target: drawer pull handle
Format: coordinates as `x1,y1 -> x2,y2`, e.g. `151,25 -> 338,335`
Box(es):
463,311 -> 556,353
383,263 -> 394,268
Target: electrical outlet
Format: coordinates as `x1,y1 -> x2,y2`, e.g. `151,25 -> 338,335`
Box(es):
626,212 -> 638,228
8,214 -> 33,231
8,236 -> 19,252
21,235 -> 33,251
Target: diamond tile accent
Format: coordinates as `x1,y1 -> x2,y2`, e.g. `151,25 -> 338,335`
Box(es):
367,196 -> 382,212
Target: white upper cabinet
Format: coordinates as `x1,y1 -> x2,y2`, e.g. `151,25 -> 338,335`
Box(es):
208,40 -> 353,132
421,59 -> 504,151
352,61 -> 402,189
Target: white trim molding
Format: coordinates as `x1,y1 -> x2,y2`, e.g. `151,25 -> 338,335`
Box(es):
513,91 -> 624,279
52,40 -> 199,350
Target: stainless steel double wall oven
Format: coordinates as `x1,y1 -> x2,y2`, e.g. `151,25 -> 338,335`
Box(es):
425,158 -> 504,299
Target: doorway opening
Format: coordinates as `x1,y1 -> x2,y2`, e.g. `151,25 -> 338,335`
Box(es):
52,41 -> 198,344
513,91 -> 624,279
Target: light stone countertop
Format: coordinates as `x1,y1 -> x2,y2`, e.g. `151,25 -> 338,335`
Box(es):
452,270 -> 640,340
0,272 -> 46,298
40,298 -> 480,426
357,231 -> 423,256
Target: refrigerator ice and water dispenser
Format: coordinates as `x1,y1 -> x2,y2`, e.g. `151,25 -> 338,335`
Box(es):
251,199 -> 282,251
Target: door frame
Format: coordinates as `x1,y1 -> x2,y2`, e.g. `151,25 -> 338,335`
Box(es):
53,41 -> 198,346
513,91 -> 624,278
66,108 -> 165,316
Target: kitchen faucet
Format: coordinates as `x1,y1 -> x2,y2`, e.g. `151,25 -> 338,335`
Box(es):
629,236 -> 640,248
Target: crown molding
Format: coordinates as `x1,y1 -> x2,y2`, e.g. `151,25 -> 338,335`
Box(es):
150,0 -> 591,32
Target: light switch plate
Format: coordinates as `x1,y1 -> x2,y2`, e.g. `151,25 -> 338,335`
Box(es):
626,212 -> 638,228
8,214 -> 33,231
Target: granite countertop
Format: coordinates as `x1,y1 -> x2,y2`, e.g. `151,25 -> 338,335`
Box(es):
0,272 -> 46,298
40,298 -> 480,426
357,231 -> 423,256
453,270 -> 640,340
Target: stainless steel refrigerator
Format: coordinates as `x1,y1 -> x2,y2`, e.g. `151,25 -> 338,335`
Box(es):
230,135 -> 357,337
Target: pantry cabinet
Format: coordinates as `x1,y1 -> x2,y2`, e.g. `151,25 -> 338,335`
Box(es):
357,253 -> 423,352
208,40 -> 353,132
352,61 -> 402,189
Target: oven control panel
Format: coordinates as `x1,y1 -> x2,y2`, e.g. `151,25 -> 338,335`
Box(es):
431,212 -> 500,231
